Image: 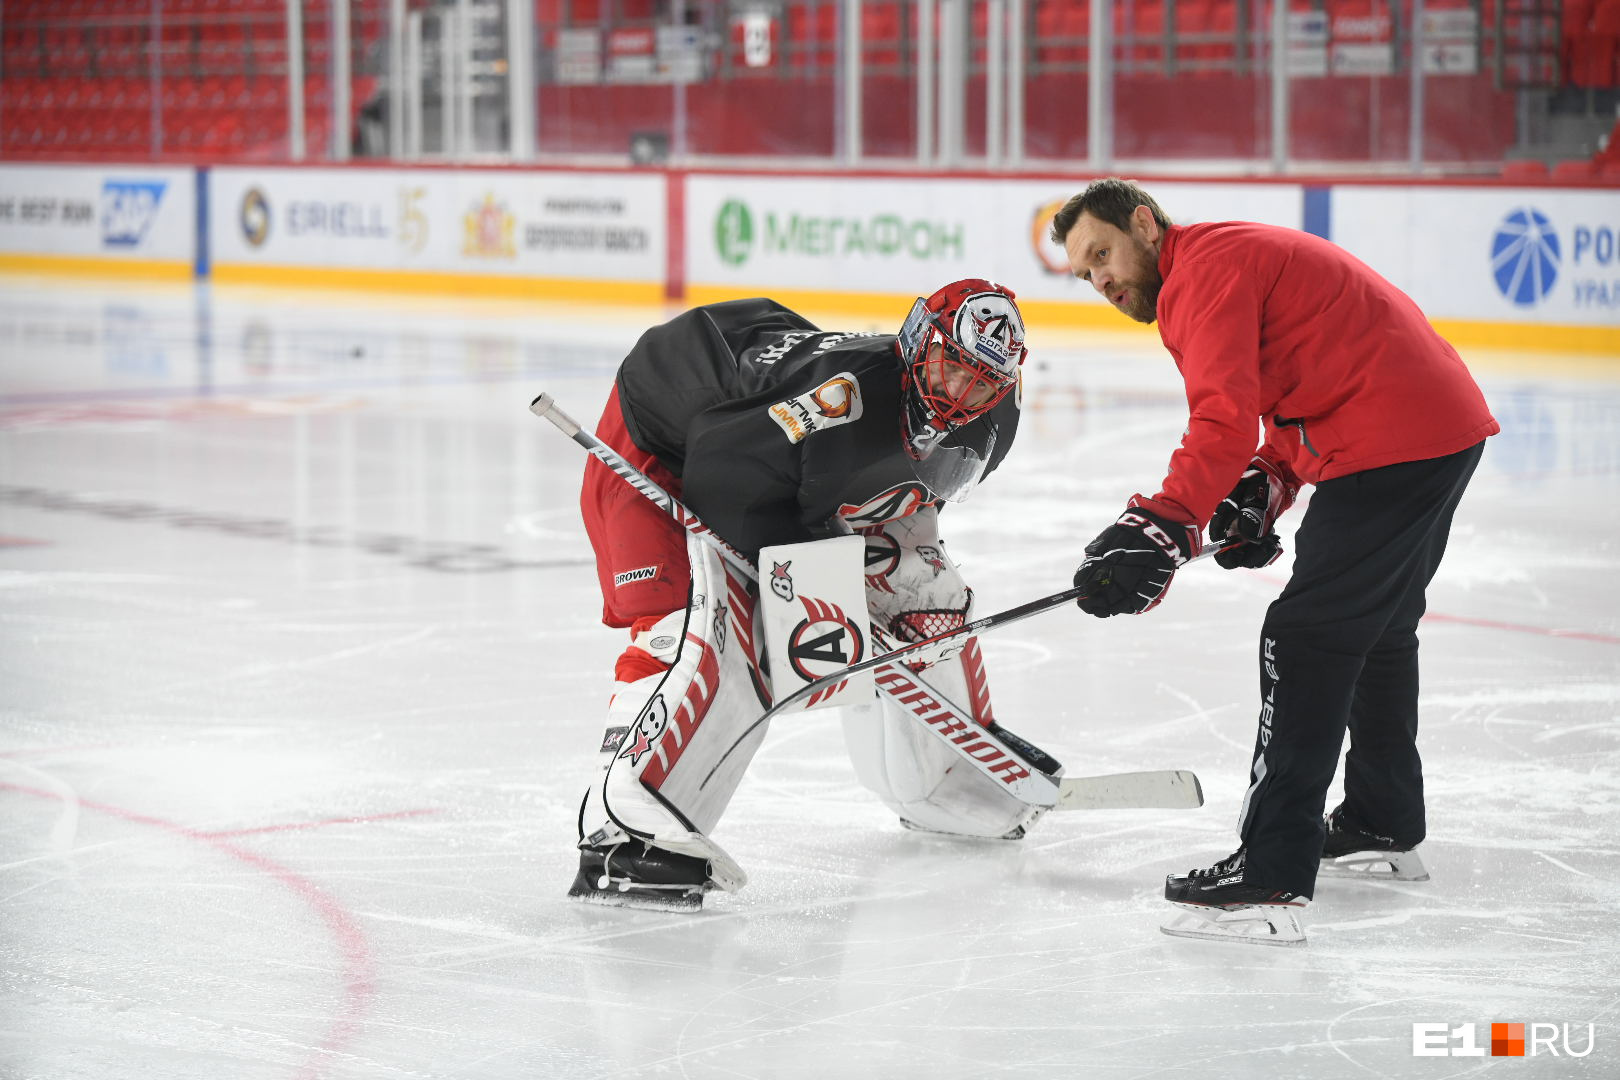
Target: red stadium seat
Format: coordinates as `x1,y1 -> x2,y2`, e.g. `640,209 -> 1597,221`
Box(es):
1499,159 -> 1550,180
1550,158 -> 1599,179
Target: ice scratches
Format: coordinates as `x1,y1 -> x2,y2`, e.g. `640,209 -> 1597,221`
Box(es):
1532,851 -> 1597,878
1309,904 -> 1592,937
503,508 -> 588,542
1532,720 -> 1620,743
654,917 -> 1092,1080
1437,758 -> 1620,821
0,485 -> 583,575
1490,929 -> 1589,945
355,910 -> 542,946
1425,682 -> 1620,707
1154,683 -> 1249,753
0,570 -> 178,588
0,758 -> 80,862
1323,996 -> 1451,1078
969,636 -> 1053,675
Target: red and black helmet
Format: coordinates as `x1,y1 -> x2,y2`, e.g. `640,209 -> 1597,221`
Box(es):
898,278 -> 1027,460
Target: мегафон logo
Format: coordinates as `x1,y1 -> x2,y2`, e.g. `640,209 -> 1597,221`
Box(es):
712,198 -> 965,269
716,199 -> 754,266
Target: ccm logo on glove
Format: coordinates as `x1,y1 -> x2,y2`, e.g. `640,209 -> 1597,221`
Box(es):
1073,499 -> 1201,618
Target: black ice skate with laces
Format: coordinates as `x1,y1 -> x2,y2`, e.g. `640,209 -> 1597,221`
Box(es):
1160,848 -> 1308,946
1318,805 -> 1430,881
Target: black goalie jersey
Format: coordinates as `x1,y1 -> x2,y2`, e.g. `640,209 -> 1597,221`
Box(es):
614,298 -> 1020,557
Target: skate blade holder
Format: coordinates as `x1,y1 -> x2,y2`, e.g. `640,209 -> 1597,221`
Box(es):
1320,848 -> 1430,881
651,830 -> 749,893
1160,903 -> 1308,947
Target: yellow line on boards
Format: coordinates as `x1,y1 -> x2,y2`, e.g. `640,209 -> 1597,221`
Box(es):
0,253 -> 192,280
210,262 -> 665,304
688,284 -> 1620,359
5,259 -> 1614,360
1430,318 -> 1620,358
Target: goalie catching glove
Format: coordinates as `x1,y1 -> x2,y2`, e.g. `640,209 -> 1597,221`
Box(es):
1208,455 -> 1297,569
1073,497 -> 1201,617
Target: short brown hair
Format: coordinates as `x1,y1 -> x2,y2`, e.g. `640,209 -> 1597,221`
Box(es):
1049,178 -> 1173,246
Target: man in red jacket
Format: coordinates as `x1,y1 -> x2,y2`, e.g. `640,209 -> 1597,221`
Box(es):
1050,178 -> 1498,945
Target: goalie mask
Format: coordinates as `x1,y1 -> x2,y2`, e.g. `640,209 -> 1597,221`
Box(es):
897,279 -> 1027,502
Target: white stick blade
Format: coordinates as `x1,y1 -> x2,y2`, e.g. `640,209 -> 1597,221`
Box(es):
1055,769 -> 1204,811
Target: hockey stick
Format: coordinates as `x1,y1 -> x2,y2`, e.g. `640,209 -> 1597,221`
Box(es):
530,391 -> 1208,812
531,394 -> 760,578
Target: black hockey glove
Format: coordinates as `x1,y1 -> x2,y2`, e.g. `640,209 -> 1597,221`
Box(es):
1208,456 -> 1297,570
1213,531 -> 1285,569
1074,500 -> 1201,618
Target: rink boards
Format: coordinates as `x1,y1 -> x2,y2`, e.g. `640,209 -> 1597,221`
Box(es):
1,161 -> 1615,352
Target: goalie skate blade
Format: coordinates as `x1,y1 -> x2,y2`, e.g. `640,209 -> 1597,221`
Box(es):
1160,904 -> 1307,947
1056,770 -> 1204,811
899,817 -> 1031,842
568,884 -> 705,913
1319,848 -> 1430,882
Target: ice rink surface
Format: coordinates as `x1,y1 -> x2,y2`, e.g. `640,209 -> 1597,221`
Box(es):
2,275 -> 1616,1080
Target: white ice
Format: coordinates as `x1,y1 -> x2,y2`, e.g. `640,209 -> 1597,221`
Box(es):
2,276 -> 1617,1080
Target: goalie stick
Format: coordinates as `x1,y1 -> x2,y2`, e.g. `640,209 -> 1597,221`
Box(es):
530,391 -> 1209,813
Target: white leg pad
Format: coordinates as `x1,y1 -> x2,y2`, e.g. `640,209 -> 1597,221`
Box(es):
842,652 -> 1043,840
846,509 -> 1045,840
579,535 -> 772,868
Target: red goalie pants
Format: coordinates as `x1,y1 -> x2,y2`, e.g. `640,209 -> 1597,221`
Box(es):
581,385 -> 691,628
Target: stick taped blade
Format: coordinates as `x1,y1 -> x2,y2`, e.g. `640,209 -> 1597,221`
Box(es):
1056,770 -> 1204,810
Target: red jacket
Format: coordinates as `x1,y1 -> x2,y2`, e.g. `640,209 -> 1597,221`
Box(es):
1142,221 -> 1499,529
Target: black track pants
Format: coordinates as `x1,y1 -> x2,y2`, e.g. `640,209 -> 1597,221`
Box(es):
1236,440 -> 1486,898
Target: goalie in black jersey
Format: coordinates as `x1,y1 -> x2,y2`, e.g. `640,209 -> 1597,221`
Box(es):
570,279 -> 1059,910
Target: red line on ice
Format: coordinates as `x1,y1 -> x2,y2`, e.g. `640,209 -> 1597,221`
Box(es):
199,807 -> 439,838
0,782 -> 417,1080
1421,611 -> 1620,645
1254,571 -> 1620,646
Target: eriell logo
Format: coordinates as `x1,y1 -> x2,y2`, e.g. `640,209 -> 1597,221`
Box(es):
1412,1022 -> 1595,1058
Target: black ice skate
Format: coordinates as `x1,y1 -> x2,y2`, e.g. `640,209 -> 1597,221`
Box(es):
568,839 -> 717,912
1160,848 -> 1307,946
1319,805 -> 1430,881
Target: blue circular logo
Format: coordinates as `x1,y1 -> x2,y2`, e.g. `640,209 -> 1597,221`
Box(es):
1490,208 -> 1560,307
